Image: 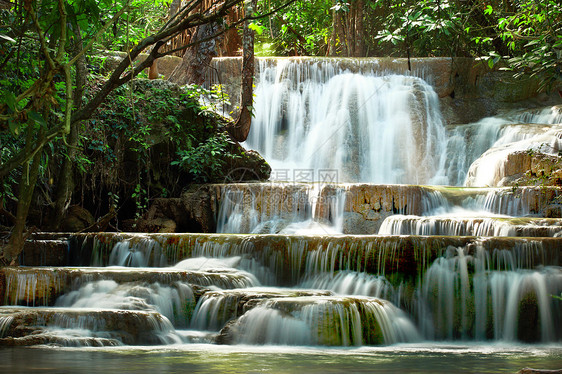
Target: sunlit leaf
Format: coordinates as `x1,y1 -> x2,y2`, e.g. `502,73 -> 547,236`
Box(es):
248,23 -> 264,35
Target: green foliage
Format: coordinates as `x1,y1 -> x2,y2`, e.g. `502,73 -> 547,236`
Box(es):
375,0 -> 470,55
131,183 -> 148,220
0,36 -> 54,207
96,0 -> 170,51
171,132 -> 240,183
0,134 -> 20,204
257,0 -> 333,55
0,0 -> 257,237
253,0 -> 562,83
0,36 -> 49,136
492,1 -> 562,91
82,78 -> 235,191
0,0 -> 171,149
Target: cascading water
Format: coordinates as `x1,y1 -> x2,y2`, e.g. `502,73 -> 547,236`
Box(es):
445,106 -> 562,187
215,183 -> 348,234
5,233 -> 559,346
246,59 -> 449,185
217,58 -> 562,240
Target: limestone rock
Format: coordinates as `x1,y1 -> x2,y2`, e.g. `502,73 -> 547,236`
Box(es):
342,212 -> 379,235
98,51 -> 182,79
60,205 -> 94,232
544,205 -> 562,219
134,217 -> 177,233
135,186 -> 218,233
465,125 -> 562,187
21,240 -> 67,266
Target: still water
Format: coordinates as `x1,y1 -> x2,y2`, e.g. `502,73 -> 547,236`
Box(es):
1,343 -> 561,373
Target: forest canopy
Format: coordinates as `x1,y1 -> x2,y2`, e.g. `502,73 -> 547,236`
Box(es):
253,0 -> 560,90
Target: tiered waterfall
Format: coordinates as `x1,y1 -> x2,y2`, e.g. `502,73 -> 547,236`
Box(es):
1,58 -> 561,353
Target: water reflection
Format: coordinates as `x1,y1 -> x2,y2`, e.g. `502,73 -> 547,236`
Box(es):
1,344 -> 561,374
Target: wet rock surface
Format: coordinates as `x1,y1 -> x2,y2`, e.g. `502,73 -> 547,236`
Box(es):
0,307 -> 176,346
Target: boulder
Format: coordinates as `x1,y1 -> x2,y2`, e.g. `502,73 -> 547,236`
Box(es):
98,51 -> 182,79
133,185 -> 219,233
465,125 -> 562,187
60,205 -> 94,232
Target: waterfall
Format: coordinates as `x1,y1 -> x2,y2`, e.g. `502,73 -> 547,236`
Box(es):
0,316 -> 14,338
4,233 -> 562,346
464,125 -> 562,187
220,296 -> 421,346
107,238 -> 168,267
55,280 -> 196,328
444,117 -> 511,186
443,106 -> 562,187
246,59 -> 448,185
378,215 -> 562,237
298,271 -> 395,300
3,56 -> 562,357
416,246 -> 562,341
216,183 -> 348,234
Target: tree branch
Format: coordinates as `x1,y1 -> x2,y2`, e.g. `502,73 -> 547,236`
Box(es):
56,0 -> 67,60
27,0 -> 55,70
71,0 -> 245,124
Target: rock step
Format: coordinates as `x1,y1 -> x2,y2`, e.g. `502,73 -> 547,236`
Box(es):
213,183 -> 561,234
215,295 -> 416,346
190,288 -> 334,332
21,239 -> 68,266
0,267 -> 256,306
11,233 -> 562,288
0,306 -> 179,346
379,216 -> 562,237
71,233 -> 562,277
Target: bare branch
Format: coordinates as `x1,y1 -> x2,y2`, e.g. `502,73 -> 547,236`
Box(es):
158,0 -> 201,33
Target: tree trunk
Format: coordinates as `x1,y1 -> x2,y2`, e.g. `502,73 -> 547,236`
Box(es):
2,127 -> 45,265
346,4 -> 355,57
221,7 -> 243,56
168,0 -> 243,84
228,0 -> 256,142
168,21 -> 225,85
354,0 -> 365,57
328,0 -> 338,56
148,60 -> 159,79
335,11 -> 348,56
49,20 -> 85,231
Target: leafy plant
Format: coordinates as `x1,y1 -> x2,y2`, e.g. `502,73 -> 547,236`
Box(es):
172,132 -> 240,183
492,1 -> 562,91
131,182 -> 148,220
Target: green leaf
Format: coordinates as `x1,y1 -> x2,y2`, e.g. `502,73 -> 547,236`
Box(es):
8,120 -> 20,137
3,91 -> 17,111
248,23 -> 264,35
28,111 -> 47,128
